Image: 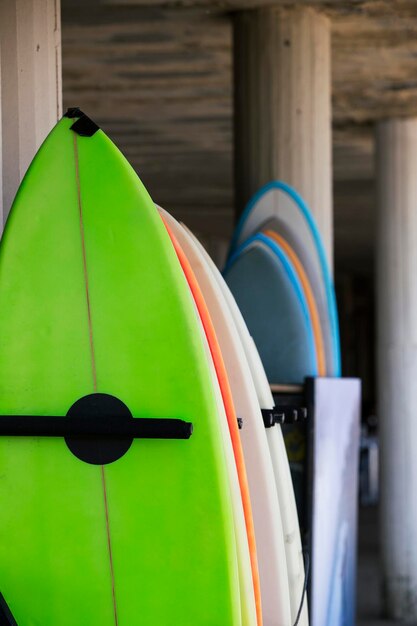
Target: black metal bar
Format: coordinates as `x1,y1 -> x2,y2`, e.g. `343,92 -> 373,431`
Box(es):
0,415 -> 193,439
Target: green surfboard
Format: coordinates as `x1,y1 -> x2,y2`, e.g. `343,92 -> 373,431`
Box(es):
0,111 -> 240,625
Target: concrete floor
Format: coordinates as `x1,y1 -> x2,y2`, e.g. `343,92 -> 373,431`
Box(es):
356,506 -> 414,626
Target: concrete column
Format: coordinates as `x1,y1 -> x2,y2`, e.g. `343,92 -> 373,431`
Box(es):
234,6 -> 333,267
0,0 -> 62,226
376,118 -> 417,620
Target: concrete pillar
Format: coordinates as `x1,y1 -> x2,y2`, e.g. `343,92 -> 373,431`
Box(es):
234,6 -> 333,267
0,0 -> 62,226
376,118 -> 417,620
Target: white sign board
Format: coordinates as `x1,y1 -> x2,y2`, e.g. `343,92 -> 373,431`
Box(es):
309,377 -> 361,626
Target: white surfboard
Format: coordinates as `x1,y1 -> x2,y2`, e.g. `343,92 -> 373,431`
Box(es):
200,317 -> 255,626
225,234 -> 318,385
168,228 -> 256,626
160,207 -> 292,626
184,225 -> 309,626
228,181 -> 340,377
261,218 -> 331,377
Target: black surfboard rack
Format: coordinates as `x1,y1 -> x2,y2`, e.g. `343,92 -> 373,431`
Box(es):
261,384 -> 308,428
261,405 -> 308,427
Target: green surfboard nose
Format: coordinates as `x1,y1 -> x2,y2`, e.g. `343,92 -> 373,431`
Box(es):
0,111 -> 240,626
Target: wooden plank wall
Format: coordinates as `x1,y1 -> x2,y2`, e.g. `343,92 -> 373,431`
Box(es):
61,1 -> 417,271
62,4 -> 234,245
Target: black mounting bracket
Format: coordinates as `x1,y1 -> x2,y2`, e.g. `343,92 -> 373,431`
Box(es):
261,405 -> 308,427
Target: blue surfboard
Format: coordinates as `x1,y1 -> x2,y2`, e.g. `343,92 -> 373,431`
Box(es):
225,233 -> 317,384
227,181 -> 341,377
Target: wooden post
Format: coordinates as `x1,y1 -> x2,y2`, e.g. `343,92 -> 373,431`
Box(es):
0,0 -> 62,226
234,6 -> 333,267
376,118 -> 417,620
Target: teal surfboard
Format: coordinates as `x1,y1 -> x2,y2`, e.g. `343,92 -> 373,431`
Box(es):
0,111 -> 240,625
225,233 -> 317,385
228,181 -> 341,377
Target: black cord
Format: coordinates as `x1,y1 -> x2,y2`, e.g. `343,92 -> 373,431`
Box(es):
293,550 -> 310,626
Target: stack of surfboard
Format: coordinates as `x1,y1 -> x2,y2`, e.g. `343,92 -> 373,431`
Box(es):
0,111 -> 306,626
224,182 -> 341,383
